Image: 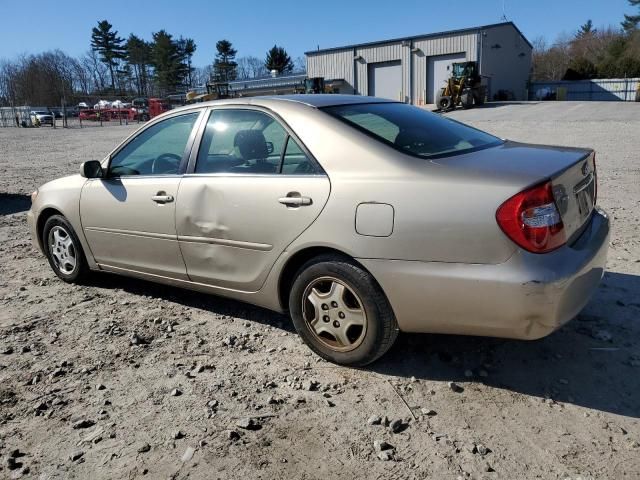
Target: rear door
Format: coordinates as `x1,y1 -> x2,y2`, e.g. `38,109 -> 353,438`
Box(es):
175,107 -> 330,291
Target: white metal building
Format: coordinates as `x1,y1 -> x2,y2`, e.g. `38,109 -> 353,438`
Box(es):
306,22 -> 532,104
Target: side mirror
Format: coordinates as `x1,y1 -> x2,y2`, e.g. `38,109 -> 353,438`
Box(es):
266,141 -> 274,155
80,160 -> 103,179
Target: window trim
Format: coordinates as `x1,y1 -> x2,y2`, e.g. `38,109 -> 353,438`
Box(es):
186,105 -> 325,177
105,108 -> 206,179
321,102 -> 504,160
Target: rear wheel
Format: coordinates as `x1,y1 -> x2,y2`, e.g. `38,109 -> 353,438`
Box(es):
289,255 -> 398,366
42,215 -> 89,283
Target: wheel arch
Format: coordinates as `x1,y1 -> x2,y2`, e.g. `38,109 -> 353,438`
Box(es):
36,207 -> 64,251
277,246 -> 383,312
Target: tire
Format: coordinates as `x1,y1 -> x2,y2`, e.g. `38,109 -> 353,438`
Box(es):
474,87 -> 485,105
42,215 -> 90,283
461,90 -> 474,109
289,254 -> 398,366
436,91 -> 452,111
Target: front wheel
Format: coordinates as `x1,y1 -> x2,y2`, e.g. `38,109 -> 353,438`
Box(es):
436,91 -> 453,111
42,215 -> 90,283
461,90 -> 474,109
289,255 -> 398,366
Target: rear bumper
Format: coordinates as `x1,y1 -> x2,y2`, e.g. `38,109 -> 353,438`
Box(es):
359,208 -> 610,340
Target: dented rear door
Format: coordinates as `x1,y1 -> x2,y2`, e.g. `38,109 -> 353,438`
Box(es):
175,175 -> 330,291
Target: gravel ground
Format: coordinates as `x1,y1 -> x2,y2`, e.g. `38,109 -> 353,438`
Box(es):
0,102 -> 639,479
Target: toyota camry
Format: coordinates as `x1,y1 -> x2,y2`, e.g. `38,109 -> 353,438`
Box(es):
28,95 -> 609,366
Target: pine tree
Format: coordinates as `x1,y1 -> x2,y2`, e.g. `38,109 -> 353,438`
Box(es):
622,0 -> 640,32
125,34 -> 152,95
150,30 -> 184,94
213,40 -> 238,82
576,20 -> 595,38
265,45 -> 293,74
177,37 -> 197,87
90,20 -> 126,92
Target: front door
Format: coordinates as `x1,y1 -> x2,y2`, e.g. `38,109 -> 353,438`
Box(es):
176,107 -> 330,291
80,111 -> 201,279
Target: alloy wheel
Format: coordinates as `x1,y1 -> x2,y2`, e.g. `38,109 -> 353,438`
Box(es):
48,226 -> 77,275
302,276 -> 367,352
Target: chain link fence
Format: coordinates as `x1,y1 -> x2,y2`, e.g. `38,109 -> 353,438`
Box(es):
1,93 -> 153,129
1,105 -> 148,129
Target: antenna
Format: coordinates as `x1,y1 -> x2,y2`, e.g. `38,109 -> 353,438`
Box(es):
501,0 -> 508,21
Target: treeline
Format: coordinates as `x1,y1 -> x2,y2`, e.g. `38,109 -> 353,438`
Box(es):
532,0 -> 640,81
0,19 -> 304,107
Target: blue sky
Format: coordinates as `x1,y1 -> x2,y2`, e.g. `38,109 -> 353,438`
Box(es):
0,0 -> 634,65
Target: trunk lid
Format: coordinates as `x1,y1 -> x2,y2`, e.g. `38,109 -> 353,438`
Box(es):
551,150 -> 596,243
439,141 -> 596,243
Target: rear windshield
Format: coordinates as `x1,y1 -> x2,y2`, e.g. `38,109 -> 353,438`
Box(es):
323,102 -> 502,159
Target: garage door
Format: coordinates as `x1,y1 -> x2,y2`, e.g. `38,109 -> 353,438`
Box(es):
368,61 -> 402,101
427,53 -> 467,103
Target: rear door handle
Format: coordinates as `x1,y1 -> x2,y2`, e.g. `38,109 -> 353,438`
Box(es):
278,195 -> 312,207
151,194 -> 174,203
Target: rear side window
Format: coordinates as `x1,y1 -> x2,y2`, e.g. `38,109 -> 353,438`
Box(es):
195,109 -> 320,175
196,109 -> 286,174
323,102 -> 502,159
282,137 -> 316,175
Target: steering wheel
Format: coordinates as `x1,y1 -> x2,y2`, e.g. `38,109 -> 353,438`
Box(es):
151,153 -> 181,174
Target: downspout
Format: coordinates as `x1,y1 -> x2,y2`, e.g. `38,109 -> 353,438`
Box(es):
477,31 -> 483,75
353,47 -> 358,95
409,40 -> 414,104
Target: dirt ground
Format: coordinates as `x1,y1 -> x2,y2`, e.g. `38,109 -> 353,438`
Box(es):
0,102 -> 639,480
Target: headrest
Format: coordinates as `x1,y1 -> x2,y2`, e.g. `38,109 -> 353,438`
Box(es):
233,130 -> 268,160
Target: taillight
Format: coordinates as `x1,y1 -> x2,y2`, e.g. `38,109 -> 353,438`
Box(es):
496,181 -> 566,254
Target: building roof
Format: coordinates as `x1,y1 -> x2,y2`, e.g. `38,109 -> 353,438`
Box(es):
305,21 -> 532,55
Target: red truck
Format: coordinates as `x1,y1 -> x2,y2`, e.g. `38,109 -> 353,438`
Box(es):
148,98 -> 171,118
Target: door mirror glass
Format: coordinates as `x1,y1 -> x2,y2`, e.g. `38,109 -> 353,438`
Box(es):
80,160 -> 103,178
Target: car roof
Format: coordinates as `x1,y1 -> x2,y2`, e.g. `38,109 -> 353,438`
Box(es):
256,94 -> 396,108
173,94 -> 396,112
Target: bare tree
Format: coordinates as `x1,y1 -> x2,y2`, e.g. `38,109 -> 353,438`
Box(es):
82,50 -> 108,93
292,56 -> 306,74
192,65 -> 213,86
531,34 -> 572,81
247,56 -> 268,78
235,56 -> 269,79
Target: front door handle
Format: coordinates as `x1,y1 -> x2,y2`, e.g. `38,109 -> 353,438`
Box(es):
278,194 -> 312,207
151,193 -> 174,203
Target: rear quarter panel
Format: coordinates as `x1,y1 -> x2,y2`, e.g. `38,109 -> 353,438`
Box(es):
269,103 -> 519,264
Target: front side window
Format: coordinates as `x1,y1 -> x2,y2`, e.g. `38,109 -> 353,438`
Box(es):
323,102 -> 502,159
195,109 -> 319,175
109,112 -> 199,176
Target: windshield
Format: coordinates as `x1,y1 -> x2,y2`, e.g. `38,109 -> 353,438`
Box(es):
323,102 -> 502,159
